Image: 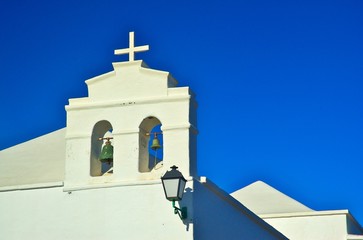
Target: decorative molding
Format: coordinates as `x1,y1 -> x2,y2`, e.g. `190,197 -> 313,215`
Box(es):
63,177 -> 193,192
63,179 -> 161,192
162,123 -> 198,134
112,128 -> 140,135
65,95 -> 191,111
0,182 -> 64,192
65,133 -> 91,140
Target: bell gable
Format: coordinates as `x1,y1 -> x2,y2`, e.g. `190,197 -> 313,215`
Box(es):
85,61 -> 178,102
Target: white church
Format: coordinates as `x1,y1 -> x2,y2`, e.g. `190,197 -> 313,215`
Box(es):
0,32 -> 362,240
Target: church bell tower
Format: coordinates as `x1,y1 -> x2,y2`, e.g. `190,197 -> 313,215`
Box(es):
64,32 -> 197,191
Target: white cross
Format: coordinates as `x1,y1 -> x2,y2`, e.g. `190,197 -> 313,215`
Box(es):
114,32 -> 149,61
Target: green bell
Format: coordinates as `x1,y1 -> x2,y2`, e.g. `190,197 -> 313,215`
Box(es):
99,140 -> 113,164
151,137 -> 161,150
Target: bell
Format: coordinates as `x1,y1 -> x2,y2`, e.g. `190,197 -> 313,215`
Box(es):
99,140 -> 113,164
151,136 -> 161,150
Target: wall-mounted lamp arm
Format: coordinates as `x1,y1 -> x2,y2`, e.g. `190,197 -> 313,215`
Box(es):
172,200 -> 187,220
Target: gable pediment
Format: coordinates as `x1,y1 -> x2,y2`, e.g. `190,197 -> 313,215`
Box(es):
85,60 -> 178,102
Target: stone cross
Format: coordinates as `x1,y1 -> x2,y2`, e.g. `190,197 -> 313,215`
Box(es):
114,32 -> 149,61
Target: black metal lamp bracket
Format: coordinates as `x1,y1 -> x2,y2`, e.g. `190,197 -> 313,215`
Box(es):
172,200 -> 187,220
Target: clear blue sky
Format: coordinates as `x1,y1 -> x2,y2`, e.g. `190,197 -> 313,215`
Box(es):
1,0 -> 362,223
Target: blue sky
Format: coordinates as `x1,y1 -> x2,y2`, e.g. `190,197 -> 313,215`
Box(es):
1,0 -> 362,222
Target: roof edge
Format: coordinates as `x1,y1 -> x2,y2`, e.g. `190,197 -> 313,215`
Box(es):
260,209 -> 350,219
197,176 -> 288,239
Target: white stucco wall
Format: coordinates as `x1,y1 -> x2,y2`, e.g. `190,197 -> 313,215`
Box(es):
0,179 -> 288,240
0,182 -> 193,240
262,211 -> 358,240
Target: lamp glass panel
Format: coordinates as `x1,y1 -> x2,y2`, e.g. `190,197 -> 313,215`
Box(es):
162,178 -> 180,199
178,179 -> 186,199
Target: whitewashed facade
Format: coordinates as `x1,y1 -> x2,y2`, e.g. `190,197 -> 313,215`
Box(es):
0,32 -> 361,240
0,32 -> 286,240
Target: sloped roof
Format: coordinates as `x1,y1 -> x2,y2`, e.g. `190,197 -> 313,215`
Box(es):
0,128 -> 65,188
231,181 -> 313,215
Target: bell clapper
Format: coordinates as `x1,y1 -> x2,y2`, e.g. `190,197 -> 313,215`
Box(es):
154,148 -> 158,168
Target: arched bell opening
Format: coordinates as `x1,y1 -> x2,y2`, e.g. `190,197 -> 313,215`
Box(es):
90,120 -> 114,176
139,116 -> 163,173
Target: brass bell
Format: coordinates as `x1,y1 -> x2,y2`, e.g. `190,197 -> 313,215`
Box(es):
99,138 -> 113,164
150,133 -> 161,150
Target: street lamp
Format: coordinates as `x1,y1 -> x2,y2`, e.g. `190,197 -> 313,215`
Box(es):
161,165 -> 188,220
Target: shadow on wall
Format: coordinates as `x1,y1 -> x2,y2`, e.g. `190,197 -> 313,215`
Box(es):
179,187 -> 193,231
